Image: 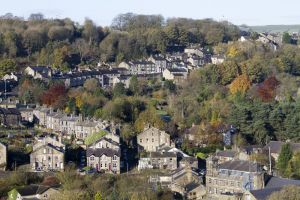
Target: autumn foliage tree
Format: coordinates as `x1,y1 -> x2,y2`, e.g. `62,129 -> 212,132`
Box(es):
229,74 -> 251,95
257,76 -> 280,102
41,84 -> 67,109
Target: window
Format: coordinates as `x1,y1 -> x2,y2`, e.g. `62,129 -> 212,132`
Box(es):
140,139 -> 142,143
90,156 -> 94,161
113,155 -> 117,160
48,156 -> 51,161
152,138 -> 154,142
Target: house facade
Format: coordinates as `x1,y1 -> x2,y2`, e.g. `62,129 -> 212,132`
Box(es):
0,108 -> 21,127
138,151 -> 177,170
137,126 -> 171,152
0,142 -> 7,170
86,136 -> 121,174
30,137 -> 65,172
206,156 -> 264,197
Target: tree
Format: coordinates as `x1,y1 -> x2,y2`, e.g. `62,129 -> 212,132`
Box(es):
0,59 -> 16,77
229,74 -> 251,95
84,78 -> 99,93
257,76 -> 280,102
129,75 -> 140,95
113,83 -> 126,98
94,192 -> 104,200
282,32 -> 292,44
41,84 -> 67,108
134,107 -> 164,132
83,19 -> 99,45
277,143 -> 293,176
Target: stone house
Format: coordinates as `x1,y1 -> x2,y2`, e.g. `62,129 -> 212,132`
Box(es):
137,126 -> 171,152
30,137 -> 65,171
206,156 -> 264,197
59,115 -> 80,136
211,55 -> 225,64
33,107 -> 50,127
184,46 -> 205,57
242,176 -> 300,200
150,166 -> 206,199
148,55 -> 167,73
46,112 -> 65,132
8,185 -> 60,200
187,55 -> 205,67
264,141 -> 300,161
19,107 -> 34,122
75,121 -> 100,140
86,137 -> 120,174
112,75 -> 131,88
24,66 -> 52,79
0,142 -> 7,170
138,151 -> 177,170
162,68 -> 188,83
0,108 -> 21,127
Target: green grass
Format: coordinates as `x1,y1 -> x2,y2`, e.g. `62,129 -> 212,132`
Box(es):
84,130 -> 107,146
249,25 -> 300,33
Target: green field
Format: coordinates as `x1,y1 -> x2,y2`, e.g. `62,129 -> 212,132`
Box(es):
249,25 -> 300,33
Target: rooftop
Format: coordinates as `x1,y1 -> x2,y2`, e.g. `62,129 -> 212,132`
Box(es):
218,160 -> 261,173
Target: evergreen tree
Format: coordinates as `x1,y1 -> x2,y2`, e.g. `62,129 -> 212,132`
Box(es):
277,143 -> 293,176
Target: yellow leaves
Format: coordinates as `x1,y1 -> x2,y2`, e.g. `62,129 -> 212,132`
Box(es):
75,96 -> 83,108
64,106 -> 70,113
227,46 -> 239,58
229,74 -> 251,95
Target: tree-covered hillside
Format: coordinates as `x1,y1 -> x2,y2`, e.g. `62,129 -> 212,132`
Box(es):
0,13 -> 240,72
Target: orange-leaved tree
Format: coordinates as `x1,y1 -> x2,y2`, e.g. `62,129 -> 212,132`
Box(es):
229,74 -> 251,95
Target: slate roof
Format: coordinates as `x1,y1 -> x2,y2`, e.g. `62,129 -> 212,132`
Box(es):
0,108 -> 20,115
16,184 -> 50,196
32,143 -> 65,154
87,136 -> 119,147
150,151 -> 177,158
167,68 -> 187,73
218,160 -> 261,172
216,150 -> 236,158
249,177 -> 300,200
132,60 -> 154,65
185,181 -> 201,192
265,176 -> 300,188
264,141 -> 300,154
249,187 -> 280,200
86,148 -> 120,157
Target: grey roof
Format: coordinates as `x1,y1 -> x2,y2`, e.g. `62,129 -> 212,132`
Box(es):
149,151 -> 177,158
87,148 -> 120,157
249,187 -> 281,200
32,143 -> 64,154
16,185 -> 51,196
29,66 -> 50,72
167,68 -> 187,73
264,141 -> 300,154
87,136 -> 119,147
0,108 -> 20,115
185,181 -> 201,192
249,177 -> 300,200
265,176 -> 300,188
218,160 -> 261,172
216,150 -> 236,158
131,60 -> 154,65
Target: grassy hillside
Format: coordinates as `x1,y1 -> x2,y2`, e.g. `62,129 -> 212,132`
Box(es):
249,25 -> 300,33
